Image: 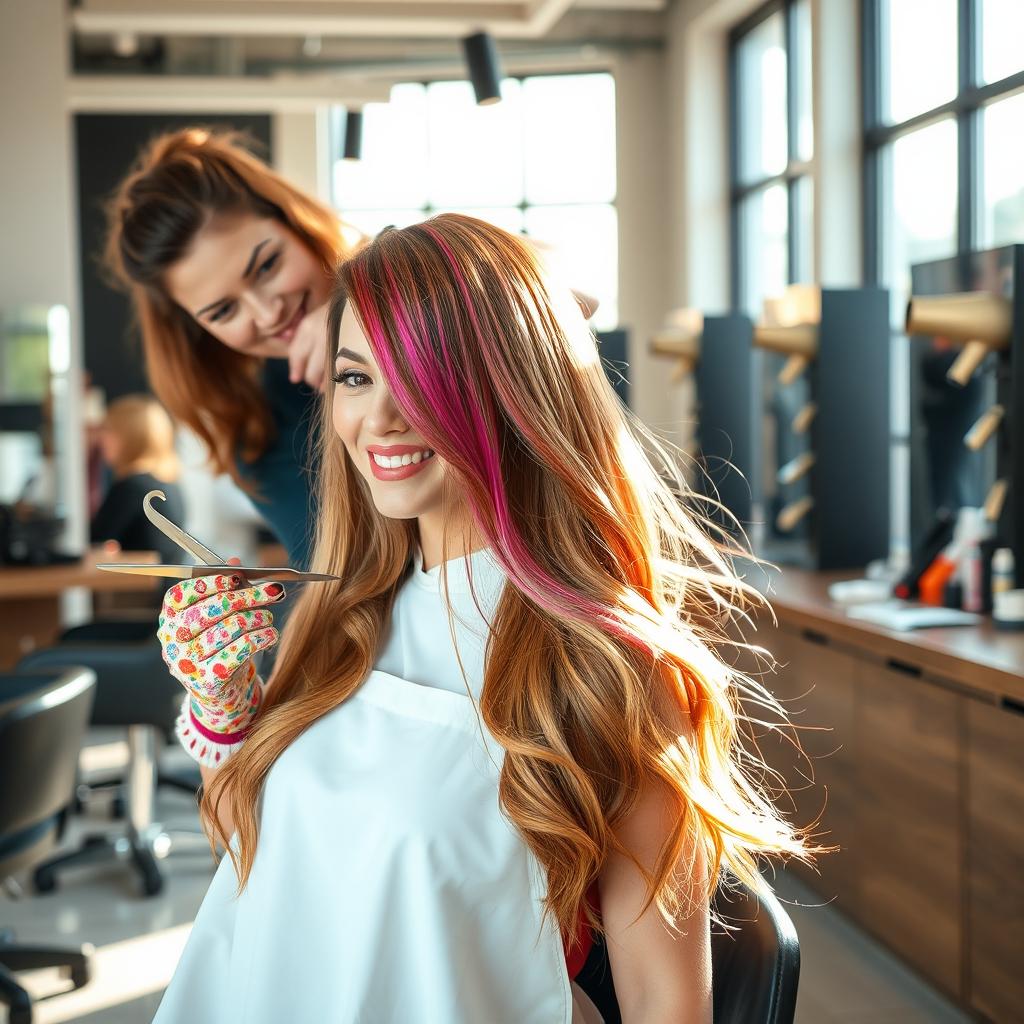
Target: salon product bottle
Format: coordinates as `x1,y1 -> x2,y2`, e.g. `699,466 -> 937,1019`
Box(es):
992,548 -> 1016,596
918,544 -> 961,606
962,542 -> 984,613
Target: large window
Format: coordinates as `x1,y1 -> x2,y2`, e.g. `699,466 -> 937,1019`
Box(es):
864,0 -> 1024,314
729,0 -> 814,317
330,73 -> 618,329
863,0 -> 1024,549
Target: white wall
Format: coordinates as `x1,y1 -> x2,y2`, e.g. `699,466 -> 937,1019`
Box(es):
0,0 -> 87,559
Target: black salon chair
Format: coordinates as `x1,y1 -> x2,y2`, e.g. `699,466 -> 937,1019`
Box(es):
57,621 -> 202,802
575,873 -> 800,1024
0,667 -> 97,1024
17,628 -> 208,898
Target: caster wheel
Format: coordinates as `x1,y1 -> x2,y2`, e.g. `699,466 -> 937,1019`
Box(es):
33,867 -> 57,893
70,959 -> 92,988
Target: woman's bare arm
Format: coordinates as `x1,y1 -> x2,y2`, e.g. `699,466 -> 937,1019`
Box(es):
198,762 -> 235,840
598,716 -> 713,1023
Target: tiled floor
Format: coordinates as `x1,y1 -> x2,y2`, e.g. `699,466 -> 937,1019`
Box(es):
2,729 -> 973,1023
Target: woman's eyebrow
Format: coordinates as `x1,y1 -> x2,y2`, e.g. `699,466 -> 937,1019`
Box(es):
335,346 -> 369,365
194,238 -> 272,317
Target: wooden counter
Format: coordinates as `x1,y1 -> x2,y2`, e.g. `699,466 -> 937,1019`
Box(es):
746,565 -> 1023,1022
755,564 -> 1024,702
0,549 -> 158,669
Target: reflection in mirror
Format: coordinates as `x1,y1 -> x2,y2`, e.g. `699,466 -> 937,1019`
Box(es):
0,304 -> 78,563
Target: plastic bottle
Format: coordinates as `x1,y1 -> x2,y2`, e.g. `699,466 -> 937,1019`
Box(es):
962,542 -> 984,613
992,548 -> 1016,597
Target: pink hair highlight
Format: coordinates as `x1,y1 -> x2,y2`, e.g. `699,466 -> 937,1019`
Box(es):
349,227 -> 644,648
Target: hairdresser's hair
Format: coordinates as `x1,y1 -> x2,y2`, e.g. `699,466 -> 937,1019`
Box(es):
104,127 -> 348,486
204,213 -> 819,943
102,393 -> 180,482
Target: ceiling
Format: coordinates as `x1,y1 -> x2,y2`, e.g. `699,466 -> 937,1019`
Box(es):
72,0 -> 668,40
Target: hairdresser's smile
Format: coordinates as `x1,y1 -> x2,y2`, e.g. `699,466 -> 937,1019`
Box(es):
269,292 -> 308,344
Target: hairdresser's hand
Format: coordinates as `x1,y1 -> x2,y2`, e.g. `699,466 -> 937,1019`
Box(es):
157,573 -> 283,711
288,300 -> 331,392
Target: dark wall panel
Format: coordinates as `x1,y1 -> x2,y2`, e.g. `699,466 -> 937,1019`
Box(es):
75,113 -> 273,401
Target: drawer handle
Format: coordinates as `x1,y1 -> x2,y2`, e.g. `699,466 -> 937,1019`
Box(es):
1001,696 -> 1024,717
802,629 -> 829,646
886,657 -> 922,678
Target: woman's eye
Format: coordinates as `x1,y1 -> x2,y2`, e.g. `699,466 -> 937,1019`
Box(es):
331,369 -> 371,388
257,252 -> 280,276
209,302 -> 235,324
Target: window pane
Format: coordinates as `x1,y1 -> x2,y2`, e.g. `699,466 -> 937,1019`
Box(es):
882,0 -> 957,124
793,0 -> 814,162
426,79 -> 524,208
524,204 -> 618,330
523,74 -> 616,205
980,92 -> 1024,246
737,12 -> 788,184
343,209 -> 426,240
981,0 -> 1024,84
882,119 -> 958,322
333,84 -> 429,210
740,184 -> 789,318
432,207 -> 524,235
792,175 -> 814,283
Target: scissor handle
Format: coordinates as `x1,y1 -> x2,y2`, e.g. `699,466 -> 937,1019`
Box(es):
143,489 -> 224,566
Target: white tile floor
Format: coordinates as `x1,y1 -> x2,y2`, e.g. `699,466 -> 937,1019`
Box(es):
2,729 -> 973,1024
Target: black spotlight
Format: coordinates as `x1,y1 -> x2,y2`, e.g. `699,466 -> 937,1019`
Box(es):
343,109 -> 363,161
462,31 -> 503,106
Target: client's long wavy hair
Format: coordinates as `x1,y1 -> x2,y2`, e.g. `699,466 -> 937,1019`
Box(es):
203,213 -> 816,939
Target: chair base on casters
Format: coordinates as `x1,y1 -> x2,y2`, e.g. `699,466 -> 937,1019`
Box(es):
32,724 -> 211,899
33,826 -> 211,899
34,830 -> 165,897
0,931 -> 94,1024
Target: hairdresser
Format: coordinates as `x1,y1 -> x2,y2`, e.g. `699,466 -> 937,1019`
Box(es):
104,128 -> 352,570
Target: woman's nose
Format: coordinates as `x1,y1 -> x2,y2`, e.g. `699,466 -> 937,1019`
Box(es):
244,291 -> 284,333
365,390 -> 409,435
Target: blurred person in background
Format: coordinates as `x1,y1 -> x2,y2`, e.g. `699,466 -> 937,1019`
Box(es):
91,393 -> 185,564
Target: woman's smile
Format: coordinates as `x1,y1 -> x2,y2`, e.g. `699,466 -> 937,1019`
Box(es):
366,443 -> 437,481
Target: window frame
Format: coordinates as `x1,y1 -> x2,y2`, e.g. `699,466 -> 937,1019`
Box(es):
328,69 -> 618,227
728,0 -> 814,314
861,0 -> 1024,285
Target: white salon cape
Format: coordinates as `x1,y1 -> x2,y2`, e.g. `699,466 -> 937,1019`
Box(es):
154,546 -> 599,1023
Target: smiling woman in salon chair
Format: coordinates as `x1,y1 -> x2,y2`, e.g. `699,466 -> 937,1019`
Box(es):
151,214 -> 816,1023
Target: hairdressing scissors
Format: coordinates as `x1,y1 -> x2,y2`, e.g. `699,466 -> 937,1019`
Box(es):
95,490 -> 341,583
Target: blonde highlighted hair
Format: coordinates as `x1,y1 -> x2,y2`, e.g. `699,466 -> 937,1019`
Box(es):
204,214 -> 819,944
102,393 -> 180,482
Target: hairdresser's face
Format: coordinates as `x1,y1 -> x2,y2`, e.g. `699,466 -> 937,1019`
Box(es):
332,304 -> 449,522
164,212 -> 331,359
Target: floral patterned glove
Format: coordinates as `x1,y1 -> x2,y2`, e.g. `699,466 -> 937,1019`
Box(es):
157,572 -> 284,767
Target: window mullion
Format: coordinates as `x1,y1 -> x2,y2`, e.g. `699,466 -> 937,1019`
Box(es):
957,0 -> 977,253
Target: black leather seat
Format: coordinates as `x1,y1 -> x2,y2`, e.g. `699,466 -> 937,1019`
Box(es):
17,625 -> 207,898
0,668 -> 98,1024
574,873 -> 800,1024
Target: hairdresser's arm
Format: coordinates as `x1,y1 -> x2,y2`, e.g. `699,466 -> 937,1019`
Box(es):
598,725 -> 713,1023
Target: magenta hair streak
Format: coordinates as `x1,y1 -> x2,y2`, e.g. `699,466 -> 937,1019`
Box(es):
352,233 -> 642,651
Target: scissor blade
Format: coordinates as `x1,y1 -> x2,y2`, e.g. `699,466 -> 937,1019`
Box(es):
96,563 -> 343,583
143,489 -> 223,565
